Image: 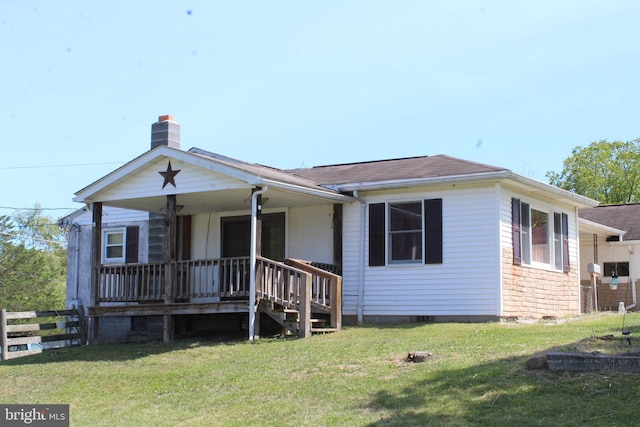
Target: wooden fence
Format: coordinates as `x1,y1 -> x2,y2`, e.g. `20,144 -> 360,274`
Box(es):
0,307 -> 86,361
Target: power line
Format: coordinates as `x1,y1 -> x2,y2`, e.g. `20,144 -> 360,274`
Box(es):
0,206 -> 76,211
0,231 -> 66,247
0,161 -> 126,170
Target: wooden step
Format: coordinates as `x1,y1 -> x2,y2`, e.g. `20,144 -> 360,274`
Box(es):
310,327 -> 339,334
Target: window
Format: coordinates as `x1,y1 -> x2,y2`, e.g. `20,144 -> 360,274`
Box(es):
603,262 -> 629,278
512,198 -> 569,272
369,199 -> 442,266
102,226 -> 139,264
389,202 -> 423,262
104,229 -> 125,263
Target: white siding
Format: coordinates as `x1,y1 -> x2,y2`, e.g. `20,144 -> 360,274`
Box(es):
70,206 -> 149,226
288,204 -> 334,263
343,185 -> 501,317
191,212 -> 222,259
189,205 -> 335,264
100,158 -> 248,201
498,187 -> 580,271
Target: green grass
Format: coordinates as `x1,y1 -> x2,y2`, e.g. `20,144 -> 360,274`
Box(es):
2,313 -> 640,426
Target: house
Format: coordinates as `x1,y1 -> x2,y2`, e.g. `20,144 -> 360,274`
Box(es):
579,204 -> 640,312
62,115 -> 600,343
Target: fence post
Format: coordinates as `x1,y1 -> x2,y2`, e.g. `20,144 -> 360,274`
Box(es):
77,305 -> 88,345
298,273 -> 312,338
1,309 -> 8,361
330,276 -> 342,330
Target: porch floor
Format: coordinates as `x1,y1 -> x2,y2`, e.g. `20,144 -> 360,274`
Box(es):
89,301 -> 250,318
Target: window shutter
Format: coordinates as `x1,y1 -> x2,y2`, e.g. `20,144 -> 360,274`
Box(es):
424,198 -> 443,264
511,198 -> 521,265
368,203 -> 385,266
562,212 -> 570,273
178,216 -> 192,261
125,226 -> 139,264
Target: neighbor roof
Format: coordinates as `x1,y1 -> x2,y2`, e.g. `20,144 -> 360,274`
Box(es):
579,204 -> 640,241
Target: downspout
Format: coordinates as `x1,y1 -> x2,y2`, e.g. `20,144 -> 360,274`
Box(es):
354,191 -> 366,323
249,186 -> 268,341
627,245 -> 637,311
73,224 -> 81,307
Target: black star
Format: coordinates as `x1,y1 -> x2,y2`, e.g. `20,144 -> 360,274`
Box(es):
159,161 -> 181,189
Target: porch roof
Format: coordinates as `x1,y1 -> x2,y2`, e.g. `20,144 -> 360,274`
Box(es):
579,204 -> 640,241
73,146 -> 353,215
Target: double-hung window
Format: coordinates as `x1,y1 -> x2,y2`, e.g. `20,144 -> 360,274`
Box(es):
102,226 -> 139,264
103,229 -> 125,263
389,202 -> 423,262
369,199 -> 443,266
512,198 -> 569,272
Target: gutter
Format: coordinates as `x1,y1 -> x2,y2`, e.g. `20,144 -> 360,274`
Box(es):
627,245 -> 637,311
337,170 -> 598,208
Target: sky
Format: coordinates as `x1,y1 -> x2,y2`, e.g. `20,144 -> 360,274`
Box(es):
2,1 -> 640,221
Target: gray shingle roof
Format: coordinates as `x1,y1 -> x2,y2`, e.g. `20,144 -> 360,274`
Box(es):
579,204 -> 640,240
287,154 -> 507,186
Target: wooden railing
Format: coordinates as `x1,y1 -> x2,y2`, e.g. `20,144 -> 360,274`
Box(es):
98,257 -> 250,303
285,258 -> 342,330
255,256 -> 312,337
97,256 -> 341,334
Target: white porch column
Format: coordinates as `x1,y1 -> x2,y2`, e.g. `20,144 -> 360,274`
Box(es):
249,186 -> 268,341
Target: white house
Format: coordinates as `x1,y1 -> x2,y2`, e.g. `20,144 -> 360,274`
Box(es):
62,115 -> 600,343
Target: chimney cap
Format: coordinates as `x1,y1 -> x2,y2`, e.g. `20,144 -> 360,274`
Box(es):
158,114 -> 174,122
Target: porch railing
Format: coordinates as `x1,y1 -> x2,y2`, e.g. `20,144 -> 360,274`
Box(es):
285,258 -> 342,330
97,256 -> 342,332
98,257 -> 250,303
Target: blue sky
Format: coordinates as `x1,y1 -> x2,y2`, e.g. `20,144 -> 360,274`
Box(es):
2,1 -> 639,219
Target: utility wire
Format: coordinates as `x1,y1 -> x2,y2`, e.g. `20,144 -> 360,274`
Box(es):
0,206 -> 76,211
0,161 -> 125,170
0,231 -> 66,247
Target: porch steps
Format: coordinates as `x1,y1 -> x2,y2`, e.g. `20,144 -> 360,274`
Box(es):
260,304 -> 337,337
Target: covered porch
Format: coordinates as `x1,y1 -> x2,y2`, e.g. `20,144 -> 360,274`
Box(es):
91,256 -> 342,340
74,143 -> 352,342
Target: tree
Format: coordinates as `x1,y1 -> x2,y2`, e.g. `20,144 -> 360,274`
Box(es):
546,138 -> 640,205
0,206 -> 67,311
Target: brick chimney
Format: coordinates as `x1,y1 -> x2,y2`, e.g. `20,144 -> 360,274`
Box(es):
151,114 -> 180,149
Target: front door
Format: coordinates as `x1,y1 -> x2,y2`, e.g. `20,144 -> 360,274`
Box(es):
221,212 -> 285,260
220,213 -> 285,298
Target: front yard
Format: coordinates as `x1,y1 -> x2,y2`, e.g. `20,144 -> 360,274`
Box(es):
1,313 -> 639,426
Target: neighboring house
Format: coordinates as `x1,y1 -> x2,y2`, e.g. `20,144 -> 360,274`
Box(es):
61,115 -> 600,343
579,204 -> 640,312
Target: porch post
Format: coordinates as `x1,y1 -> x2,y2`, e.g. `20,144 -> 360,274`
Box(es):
249,186 -> 267,341
89,202 -> 102,343
163,195 -> 177,342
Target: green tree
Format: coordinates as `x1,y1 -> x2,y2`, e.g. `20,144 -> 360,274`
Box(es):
0,206 -> 67,311
547,138 -> 640,205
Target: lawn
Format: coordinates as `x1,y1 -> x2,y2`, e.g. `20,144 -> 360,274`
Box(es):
1,313 -> 640,426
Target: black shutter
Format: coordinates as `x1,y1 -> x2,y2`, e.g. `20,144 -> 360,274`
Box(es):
424,199 -> 443,264
125,226 -> 139,264
562,212 -> 570,273
368,203 -> 385,266
512,198 -> 521,266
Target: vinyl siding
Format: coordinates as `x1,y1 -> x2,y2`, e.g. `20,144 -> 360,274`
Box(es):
99,158 -> 248,201
288,204 -> 334,264
70,206 -> 150,226
343,185 -> 501,317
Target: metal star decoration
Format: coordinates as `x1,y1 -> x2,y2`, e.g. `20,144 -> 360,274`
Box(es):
159,161 -> 181,189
